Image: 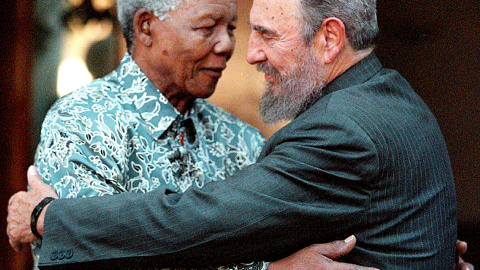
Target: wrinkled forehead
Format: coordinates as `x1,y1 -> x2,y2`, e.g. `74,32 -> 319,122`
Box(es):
251,0 -> 300,22
179,0 -> 238,14
168,0 -> 237,24
249,0 -> 301,32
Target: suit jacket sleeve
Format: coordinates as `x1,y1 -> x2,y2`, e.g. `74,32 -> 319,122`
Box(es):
38,107 -> 379,269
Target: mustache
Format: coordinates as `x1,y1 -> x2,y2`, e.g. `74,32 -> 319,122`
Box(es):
256,62 -> 279,77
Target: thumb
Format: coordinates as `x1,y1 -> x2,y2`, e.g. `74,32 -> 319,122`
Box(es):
27,165 -> 43,189
456,240 -> 467,257
317,235 -> 357,260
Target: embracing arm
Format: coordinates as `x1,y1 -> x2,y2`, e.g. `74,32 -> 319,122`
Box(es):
35,117 -> 376,268
6,168 -> 378,270
7,168 -> 472,270
8,111 -> 468,269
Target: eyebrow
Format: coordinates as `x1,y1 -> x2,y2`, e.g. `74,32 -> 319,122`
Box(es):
247,19 -> 274,35
196,12 -> 238,24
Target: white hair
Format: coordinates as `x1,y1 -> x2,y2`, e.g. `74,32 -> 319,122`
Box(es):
300,0 -> 378,51
116,0 -> 183,50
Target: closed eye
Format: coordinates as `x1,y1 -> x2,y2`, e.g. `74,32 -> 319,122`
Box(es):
248,20 -> 276,40
197,25 -> 216,36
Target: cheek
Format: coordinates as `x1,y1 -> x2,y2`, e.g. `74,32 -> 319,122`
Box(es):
268,54 -> 289,74
185,47 -> 215,75
185,76 -> 218,99
275,49 -> 307,74
270,38 -> 306,69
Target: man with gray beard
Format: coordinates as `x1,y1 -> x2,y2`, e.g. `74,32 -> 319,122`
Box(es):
257,48 -> 324,124
7,0 -> 463,269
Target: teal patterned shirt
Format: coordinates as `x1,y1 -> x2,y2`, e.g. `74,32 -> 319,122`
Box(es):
32,53 -> 267,270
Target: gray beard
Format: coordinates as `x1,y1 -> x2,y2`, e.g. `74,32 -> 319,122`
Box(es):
257,52 -> 325,124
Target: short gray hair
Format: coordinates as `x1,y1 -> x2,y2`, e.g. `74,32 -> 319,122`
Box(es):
116,0 -> 183,50
299,0 -> 378,51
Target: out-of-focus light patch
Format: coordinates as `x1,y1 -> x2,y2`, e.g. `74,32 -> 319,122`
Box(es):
57,57 -> 93,97
68,0 -> 83,7
92,0 -> 115,11
56,17 -> 113,97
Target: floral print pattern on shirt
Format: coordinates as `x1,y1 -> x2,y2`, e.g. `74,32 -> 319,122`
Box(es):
35,53 -> 265,197
32,53 -> 267,270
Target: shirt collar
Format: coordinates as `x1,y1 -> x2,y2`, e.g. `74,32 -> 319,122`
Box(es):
115,52 -> 199,139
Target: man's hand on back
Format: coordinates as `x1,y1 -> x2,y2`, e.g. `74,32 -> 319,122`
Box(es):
268,235 -> 379,270
7,166 -> 59,252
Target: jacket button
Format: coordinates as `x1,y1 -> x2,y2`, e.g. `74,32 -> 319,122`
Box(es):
57,251 -> 65,260
50,250 -> 58,261
65,250 -> 74,259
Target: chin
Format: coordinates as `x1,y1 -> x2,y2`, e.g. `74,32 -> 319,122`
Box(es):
195,85 -> 217,99
265,82 -> 282,98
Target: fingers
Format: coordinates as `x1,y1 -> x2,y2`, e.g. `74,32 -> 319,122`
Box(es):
27,165 -> 42,189
327,260 -> 379,270
312,236 -> 379,269
7,200 -> 28,252
456,240 -> 467,256
8,191 -> 26,207
315,235 -> 357,260
7,218 -> 28,253
456,240 -> 474,270
7,189 -> 41,250
458,259 -> 475,270
27,165 -> 59,199
457,257 -> 474,270
268,236 -> 379,270
462,263 -> 474,270
9,237 -> 22,253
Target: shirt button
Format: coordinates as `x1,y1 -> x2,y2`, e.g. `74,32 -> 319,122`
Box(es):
57,251 -> 65,260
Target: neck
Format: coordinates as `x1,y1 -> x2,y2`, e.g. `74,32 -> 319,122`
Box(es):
162,92 -> 195,115
325,47 -> 373,85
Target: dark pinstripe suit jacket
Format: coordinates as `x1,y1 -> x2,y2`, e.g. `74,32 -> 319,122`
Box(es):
38,53 -> 457,269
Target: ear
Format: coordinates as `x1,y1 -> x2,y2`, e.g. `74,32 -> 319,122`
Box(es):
313,17 -> 346,64
133,8 -> 155,47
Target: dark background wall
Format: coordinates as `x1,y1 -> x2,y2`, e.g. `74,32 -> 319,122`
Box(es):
0,0 -> 35,269
1,0 -> 478,269
375,0 -> 479,266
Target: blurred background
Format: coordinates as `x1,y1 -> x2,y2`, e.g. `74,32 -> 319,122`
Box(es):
1,0 -> 478,269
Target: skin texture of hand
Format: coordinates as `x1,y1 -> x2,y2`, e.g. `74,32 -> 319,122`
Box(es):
267,235 -> 379,270
456,240 -> 474,270
7,166 -> 59,252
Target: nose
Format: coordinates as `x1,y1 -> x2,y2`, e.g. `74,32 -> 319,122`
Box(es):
213,29 -> 235,59
246,32 -> 266,65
